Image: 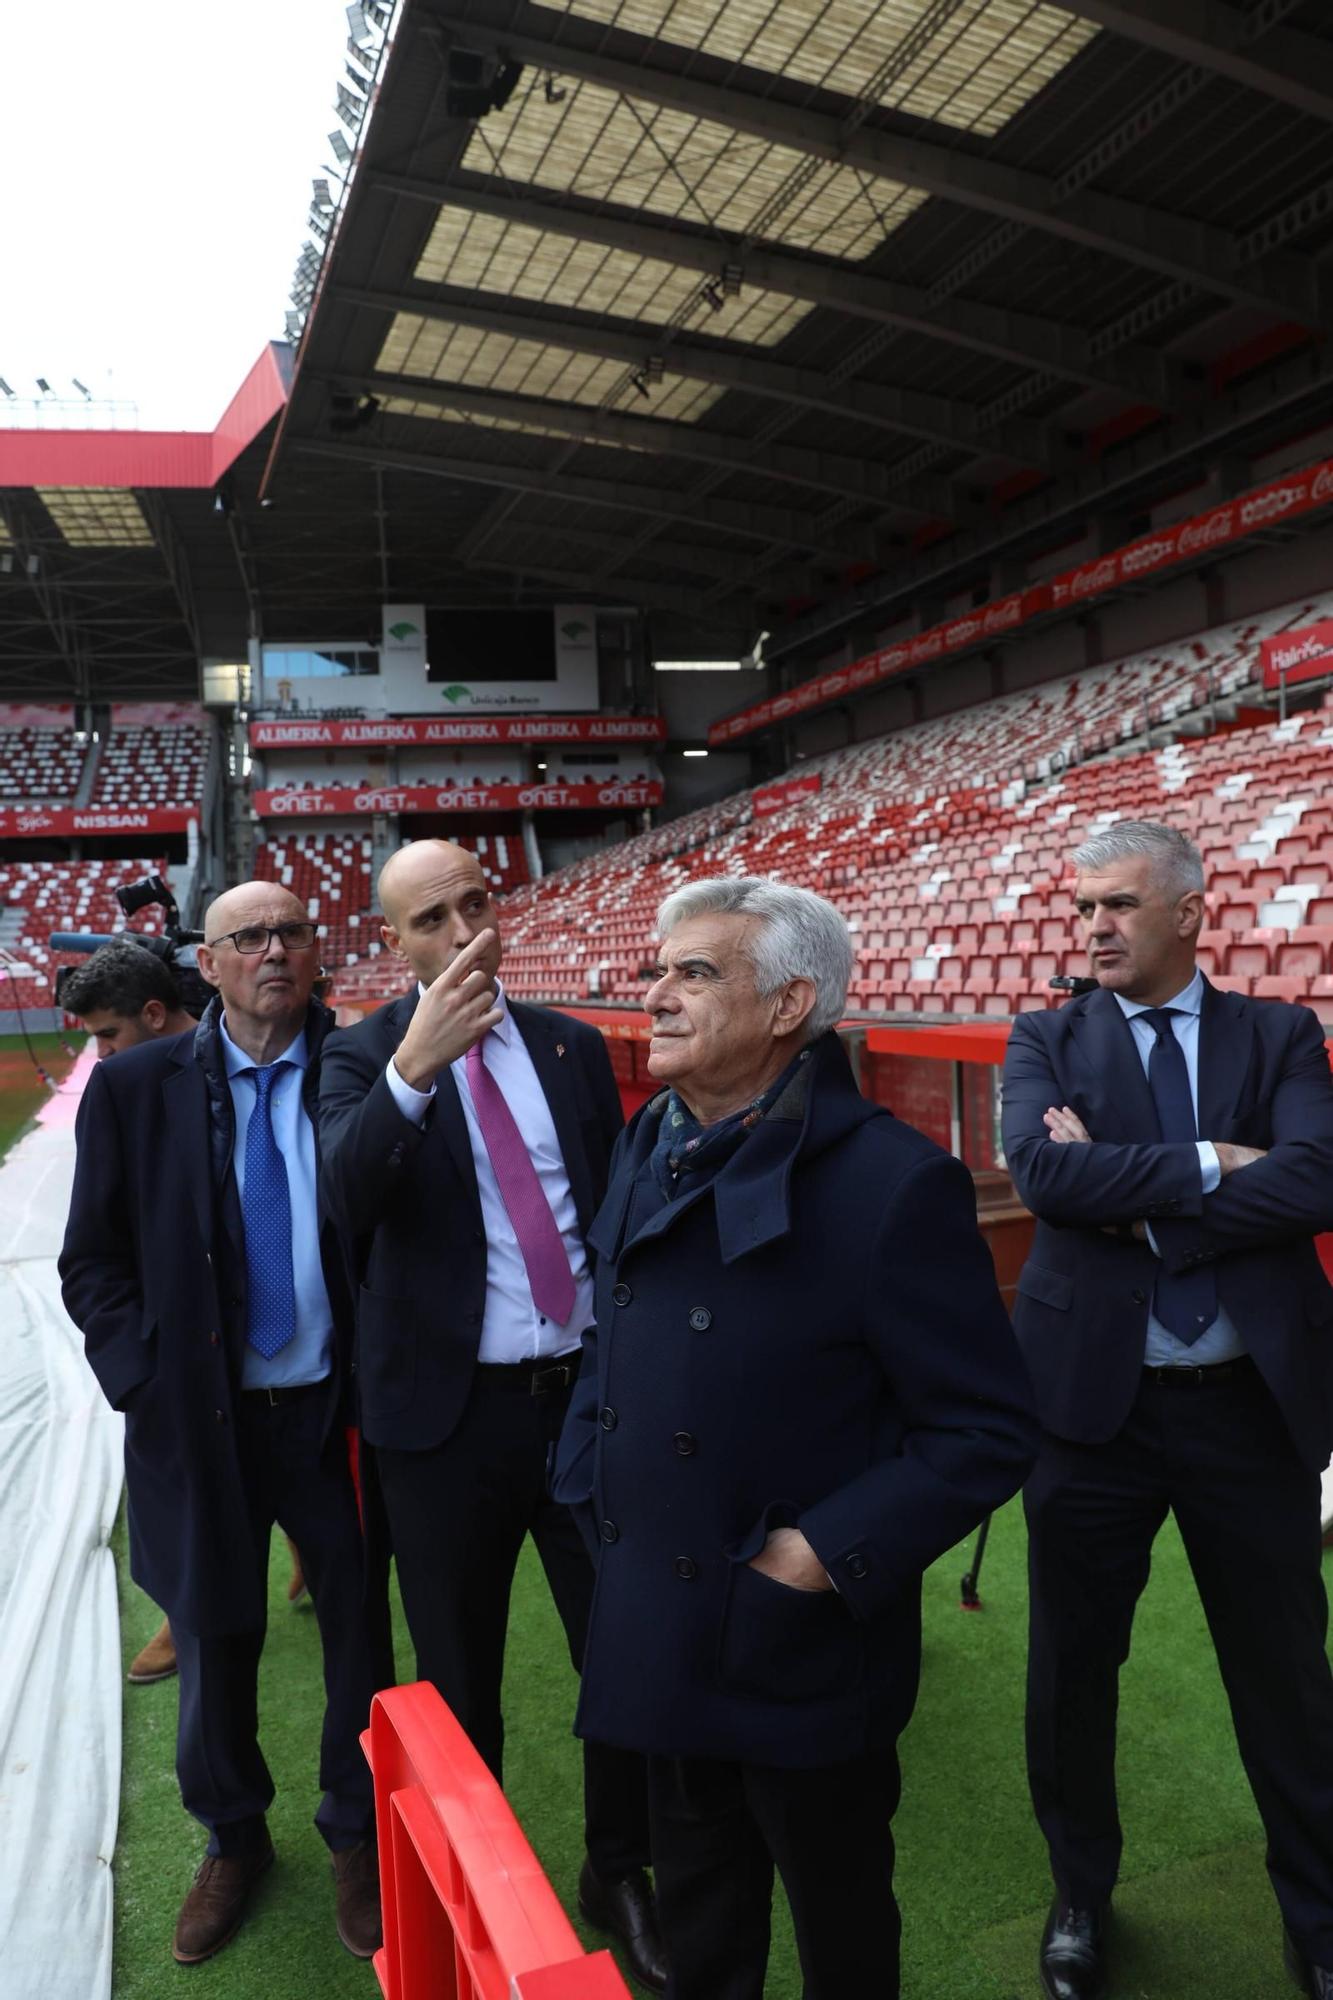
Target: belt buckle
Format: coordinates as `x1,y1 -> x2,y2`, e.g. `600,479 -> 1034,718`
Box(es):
530,1362 -> 571,1396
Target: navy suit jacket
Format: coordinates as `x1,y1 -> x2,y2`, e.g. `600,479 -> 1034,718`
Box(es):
317,990 -> 623,1452
1001,979 -> 1333,1467
59,1001 -> 356,1635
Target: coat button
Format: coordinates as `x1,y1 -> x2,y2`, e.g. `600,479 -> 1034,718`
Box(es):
600,1406 -> 618,1431
674,1556 -> 697,1580
672,1431 -> 696,1456
688,1306 -> 712,1332
611,1283 -> 633,1307
215,1409 -> 227,1424
601,1519 -> 619,1543
845,1552 -> 867,1579
1131,1288 -> 1146,1305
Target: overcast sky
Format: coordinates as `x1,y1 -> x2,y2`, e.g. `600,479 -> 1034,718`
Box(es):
2,1 -> 359,430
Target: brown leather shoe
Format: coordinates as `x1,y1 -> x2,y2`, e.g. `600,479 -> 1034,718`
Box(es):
128,1617 -> 177,1684
332,1841 -> 382,1958
172,1842 -> 274,1963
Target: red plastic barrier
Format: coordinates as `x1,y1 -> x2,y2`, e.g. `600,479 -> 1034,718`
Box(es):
362,1682 -> 632,2000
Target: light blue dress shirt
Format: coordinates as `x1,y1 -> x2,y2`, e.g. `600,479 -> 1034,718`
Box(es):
1114,969 -> 1246,1366
220,1016 -> 335,1388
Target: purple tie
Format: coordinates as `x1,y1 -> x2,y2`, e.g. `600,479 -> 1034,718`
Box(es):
465,1035 -> 576,1325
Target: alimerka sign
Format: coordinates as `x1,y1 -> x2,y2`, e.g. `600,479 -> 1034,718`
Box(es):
709,454 -> 1333,745
252,782 -> 663,816
249,714 -> 666,748
1261,619 -> 1333,691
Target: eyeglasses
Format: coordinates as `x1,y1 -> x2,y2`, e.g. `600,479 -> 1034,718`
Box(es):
206,921 -> 319,955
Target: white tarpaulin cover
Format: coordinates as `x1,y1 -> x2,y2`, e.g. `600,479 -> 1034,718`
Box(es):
0,1047 -> 122,2000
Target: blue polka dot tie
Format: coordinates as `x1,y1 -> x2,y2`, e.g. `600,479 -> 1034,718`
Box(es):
242,1062 -> 296,1358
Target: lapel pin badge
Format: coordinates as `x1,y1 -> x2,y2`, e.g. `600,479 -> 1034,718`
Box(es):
556,1041 -> 566,1058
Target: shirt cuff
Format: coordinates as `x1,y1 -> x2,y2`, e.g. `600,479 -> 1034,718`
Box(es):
385,1055 -> 435,1125
1196,1140 -> 1222,1195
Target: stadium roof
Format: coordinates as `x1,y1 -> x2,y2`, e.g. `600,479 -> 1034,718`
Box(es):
262,0 -> 1333,669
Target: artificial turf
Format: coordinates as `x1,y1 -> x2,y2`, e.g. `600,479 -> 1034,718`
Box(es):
110,1491 -> 1324,1998
0,1031 -> 80,1155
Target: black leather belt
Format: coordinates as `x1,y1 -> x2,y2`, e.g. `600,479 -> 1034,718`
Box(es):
240,1381 -> 325,1407
474,1354 -> 580,1396
1142,1356 -> 1254,1389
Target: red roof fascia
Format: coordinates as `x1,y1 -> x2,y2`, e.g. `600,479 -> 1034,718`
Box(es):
0,343 -> 290,491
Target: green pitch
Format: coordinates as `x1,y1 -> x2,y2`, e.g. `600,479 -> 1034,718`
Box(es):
110,1498 -> 1316,1998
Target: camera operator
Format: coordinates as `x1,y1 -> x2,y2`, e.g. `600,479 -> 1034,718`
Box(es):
61,936 -> 197,1061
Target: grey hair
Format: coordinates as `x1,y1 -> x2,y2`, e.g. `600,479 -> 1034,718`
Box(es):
1073,819 -> 1204,899
656,876 -> 853,1037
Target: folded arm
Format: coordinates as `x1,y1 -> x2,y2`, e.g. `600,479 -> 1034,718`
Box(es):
1001,1017 -> 1204,1226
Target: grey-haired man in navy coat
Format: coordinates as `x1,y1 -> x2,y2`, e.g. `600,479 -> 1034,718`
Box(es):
555,876 -> 1038,2000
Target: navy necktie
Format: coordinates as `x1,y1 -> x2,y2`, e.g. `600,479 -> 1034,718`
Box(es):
242,1062 -> 296,1358
1141,1008 -> 1217,1346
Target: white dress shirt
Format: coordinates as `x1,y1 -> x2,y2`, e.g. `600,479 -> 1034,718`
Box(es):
1114,969 -> 1245,1366
385,981 -> 593,1361
219,1017 -> 335,1389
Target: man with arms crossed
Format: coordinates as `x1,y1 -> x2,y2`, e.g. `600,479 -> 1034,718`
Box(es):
1002,821 -> 1333,2000
318,839 -> 665,1992
61,886 -> 389,1966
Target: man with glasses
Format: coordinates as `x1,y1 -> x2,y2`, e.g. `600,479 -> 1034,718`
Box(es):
61,883 -> 392,1968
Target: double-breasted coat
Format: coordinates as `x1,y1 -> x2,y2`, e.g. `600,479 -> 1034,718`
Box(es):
554,1030 -> 1039,1769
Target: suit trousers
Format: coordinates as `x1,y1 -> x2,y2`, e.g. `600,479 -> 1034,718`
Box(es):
174,1383 -> 389,1857
1026,1358 -> 1333,1959
646,1747 -> 901,2000
375,1368 -> 650,1878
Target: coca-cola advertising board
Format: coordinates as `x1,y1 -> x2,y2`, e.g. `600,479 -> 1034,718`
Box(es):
253,782 -> 664,817
752,774 -> 824,815
0,806 -> 195,838
249,714 -> 665,749
708,455 -> 1333,746
1261,619 -> 1333,691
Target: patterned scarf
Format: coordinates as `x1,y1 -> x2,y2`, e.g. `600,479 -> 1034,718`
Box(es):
648,1043 -> 812,1199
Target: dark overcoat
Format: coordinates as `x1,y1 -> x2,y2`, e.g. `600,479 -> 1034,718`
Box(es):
317,990 -> 623,1451
553,1030 -> 1039,1769
58,998 -> 357,1635
1000,980 -> 1333,1466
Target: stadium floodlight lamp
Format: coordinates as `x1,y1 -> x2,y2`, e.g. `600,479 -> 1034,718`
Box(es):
311,177 -> 335,210
344,61 -> 368,96
329,128 -> 353,165
347,35 -> 374,75
721,263 -> 743,297
309,210 -> 331,241
346,1 -> 372,41
285,311 -> 304,340
0,378 -> 13,397
72,377 -> 92,399
335,83 -> 365,131
36,377 -> 52,394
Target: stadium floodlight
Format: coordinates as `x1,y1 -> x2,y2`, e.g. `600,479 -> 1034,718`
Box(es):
309,210 -> 331,241
36,377 -> 52,394
328,128 -> 353,165
344,61 -> 368,96
0,378 -> 13,397
347,35 -> 374,76
721,263 -> 743,297
335,89 -> 364,132
72,377 -> 92,398
346,1 -> 373,43
311,177 -> 335,210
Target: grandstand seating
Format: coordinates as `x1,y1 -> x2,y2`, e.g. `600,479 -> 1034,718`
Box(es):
491,594 -> 1333,1027
0,727 -> 86,804
91,719 -> 209,807
0,860 -> 166,1011
253,827 -> 530,975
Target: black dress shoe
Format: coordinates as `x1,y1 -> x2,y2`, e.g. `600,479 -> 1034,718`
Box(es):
578,1859 -> 669,1994
1285,1928 -> 1333,1996
1039,1900 -> 1108,2000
